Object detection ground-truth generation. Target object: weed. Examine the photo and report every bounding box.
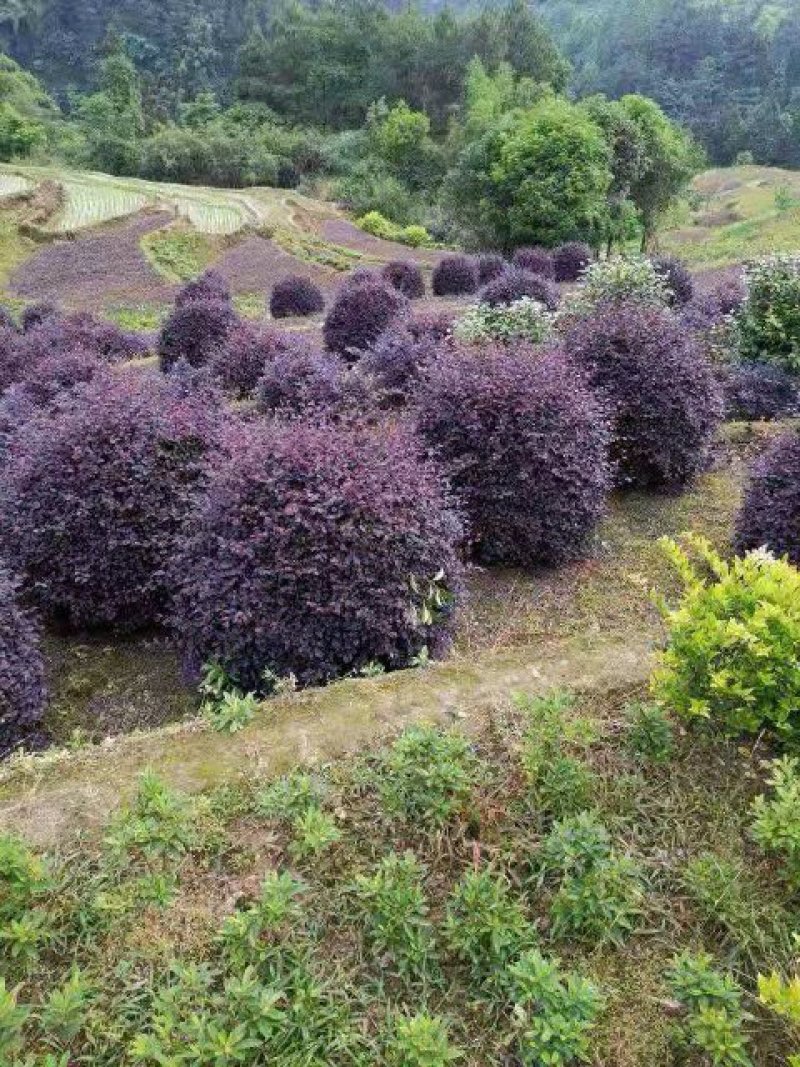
[39,968,93,1047]
[625,702,675,763]
[385,1012,461,1067]
[289,807,342,859]
[667,952,752,1066]
[206,690,260,734]
[378,726,478,828]
[0,978,29,1058]
[104,772,212,869]
[752,757,800,886]
[256,770,328,820]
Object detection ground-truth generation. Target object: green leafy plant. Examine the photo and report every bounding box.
[385,1012,462,1067]
[653,536,800,740]
[289,807,341,859]
[570,256,670,314]
[752,757,800,885]
[0,978,29,1059]
[256,771,328,820]
[0,833,48,922]
[39,968,93,1047]
[0,908,51,969]
[667,953,752,1066]
[206,690,259,734]
[452,297,555,345]
[104,772,210,868]
[378,726,478,827]
[625,702,675,764]
[357,210,433,248]
[218,871,305,972]
[737,254,800,372]
[509,950,601,1066]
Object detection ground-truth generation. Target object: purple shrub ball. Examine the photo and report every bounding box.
[480,267,560,310]
[360,324,444,407]
[431,254,479,296]
[171,419,464,690]
[0,374,221,631]
[159,298,239,372]
[720,363,798,422]
[344,267,382,288]
[19,347,105,408]
[0,325,31,392]
[270,274,325,318]
[381,260,425,299]
[21,302,60,333]
[562,300,721,489]
[554,242,592,283]
[735,429,800,564]
[323,279,408,362]
[408,309,456,343]
[683,270,747,333]
[256,341,351,418]
[18,312,148,366]
[651,255,694,306]
[476,253,507,285]
[175,269,231,308]
[211,322,299,399]
[0,565,46,757]
[512,246,555,279]
[415,344,611,566]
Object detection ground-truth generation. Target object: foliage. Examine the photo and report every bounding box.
[562,298,721,488]
[453,298,555,346]
[270,275,325,319]
[570,256,670,312]
[431,255,479,297]
[476,253,507,284]
[290,807,341,860]
[416,345,609,565]
[175,269,231,308]
[0,566,45,757]
[171,419,464,691]
[211,322,301,399]
[653,535,800,740]
[17,311,148,366]
[751,757,800,887]
[478,267,559,310]
[381,261,425,299]
[735,429,800,565]
[625,702,674,764]
[553,242,592,282]
[378,726,477,828]
[323,279,408,361]
[0,373,219,632]
[158,298,239,371]
[517,690,597,818]
[256,340,354,418]
[384,1012,461,1067]
[512,246,555,278]
[359,325,442,408]
[737,255,800,372]
[666,952,752,1067]
[651,255,694,306]
[720,363,798,422]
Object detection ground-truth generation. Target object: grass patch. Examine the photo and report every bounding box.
[141,224,223,282]
[106,303,167,332]
[272,225,363,271]
[233,291,266,319]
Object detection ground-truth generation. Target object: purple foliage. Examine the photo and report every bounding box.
[0,374,221,631]
[562,300,721,489]
[719,362,798,421]
[360,324,444,407]
[651,255,694,306]
[19,347,105,408]
[0,565,46,758]
[159,299,239,371]
[735,429,800,564]
[479,267,560,310]
[684,270,747,333]
[476,253,507,285]
[323,280,408,361]
[512,246,555,279]
[210,322,299,398]
[344,267,382,288]
[175,269,231,308]
[381,260,425,299]
[171,419,464,690]
[408,309,456,343]
[431,254,479,296]
[256,341,352,417]
[554,242,592,283]
[18,312,148,366]
[270,274,325,318]
[0,307,16,333]
[0,326,31,392]
[21,302,59,333]
[415,344,611,566]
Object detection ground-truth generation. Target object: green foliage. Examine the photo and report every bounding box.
[256,771,328,821]
[357,210,432,248]
[509,950,602,1066]
[452,298,555,346]
[444,866,537,990]
[653,536,800,739]
[367,99,443,192]
[737,254,800,372]
[569,255,670,313]
[289,807,341,860]
[0,832,48,921]
[0,101,45,160]
[352,851,435,983]
[0,978,29,1058]
[104,772,209,867]
[385,1012,461,1067]
[378,726,478,828]
[751,757,800,886]
[758,968,800,1025]
[142,226,217,282]
[39,968,93,1046]
[625,702,675,764]
[198,660,261,734]
[667,952,752,1066]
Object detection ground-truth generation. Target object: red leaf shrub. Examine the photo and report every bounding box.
[159,299,240,371]
[210,322,298,398]
[256,341,356,417]
[18,347,105,408]
[0,306,16,333]
[735,429,800,564]
[270,274,325,318]
[381,260,425,299]
[479,268,560,310]
[0,326,31,392]
[476,253,507,285]
[719,362,798,421]
[323,280,408,361]
[0,565,46,757]
[554,242,592,283]
[175,269,231,308]
[651,255,694,306]
[171,419,464,689]
[18,312,148,366]
[562,300,721,488]
[683,271,746,333]
[0,374,221,631]
[512,246,555,278]
[21,302,59,332]
[432,254,479,296]
[408,309,456,342]
[360,324,444,407]
[415,344,610,565]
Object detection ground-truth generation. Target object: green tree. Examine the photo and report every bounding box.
[73,47,144,174]
[367,98,443,191]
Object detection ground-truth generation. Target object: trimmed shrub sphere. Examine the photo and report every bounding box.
[652,255,694,306]
[171,420,464,690]
[554,242,592,283]
[480,267,560,310]
[0,325,31,392]
[512,246,555,279]
[18,347,105,409]
[0,565,46,757]
[735,430,800,564]
[563,300,721,488]
[415,345,611,566]
[270,274,325,318]
[175,269,231,308]
[159,299,239,371]
[381,260,425,299]
[0,374,220,631]
[210,322,298,398]
[256,342,352,418]
[21,302,59,332]
[323,280,408,361]
[408,309,455,342]
[360,324,444,407]
[18,312,148,366]
[720,363,798,421]
[432,255,479,296]
[476,253,507,285]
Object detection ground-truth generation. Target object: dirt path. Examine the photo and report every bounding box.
[0,632,653,848]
